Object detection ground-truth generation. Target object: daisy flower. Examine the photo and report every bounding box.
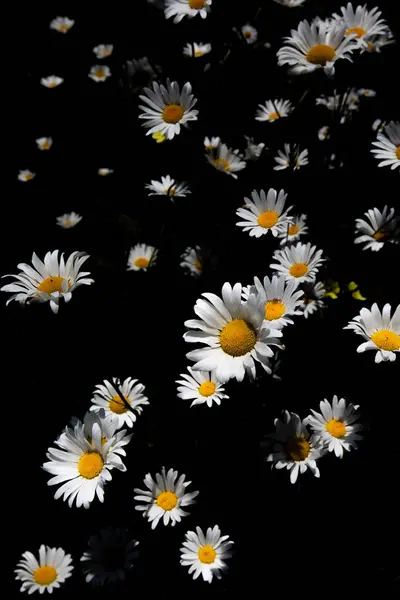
[318,125,330,141]
[274,0,307,6]
[81,528,139,586]
[306,396,362,458]
[180,246,203,276]
[270,242,325,287]
[145,174,190,198]
[127,244,158,271]
[244,136,265,161]
[36,137,53,150]
[255,99,293,122]
[273,144,309,170]
[241,25,258,44]
[1,250,94,314]
[236,188,293,238]
[371,121,400,170]
[301,281,325,318]
[56,212,82,229]
[266,410,325,484]
[333,3,388,48]
[277,19,358,76]
[134,467,199,529]
[204,136,220,150]
[344,303,400,363]
[278,213,308,245]
[98,168,113,176]
[243,275,304,329]
[355,206,397,251]
[365,28,395,53]
[89,65,111,82]
[176,367,228,407]
[139,79,198,140]
[93,44,114,59]
[74,409,133,456]
[165,0,212,24]
[41,75,63,88]
[183,42,212,57]
[15,545,73,595]
[184,282,283,382]
[50,16,74,33]
[358,88,376,97]
[18,169,35,182]
[180,525,233,583]
[90,377,149,429]
[372,119,385,132]
[205,142,246,178]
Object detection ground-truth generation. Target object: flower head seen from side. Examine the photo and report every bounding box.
[278,213,308,245]
[165,0,212,24]
[181,246,203,276]
[1,250,94,313]
[18,169,35,182]
[355,206,397,251]
[15,545,73,595]
[127,244,158,272]
[372,119,385,133]
[56,212,82,229]
[236,188,293,238]
[270,242,325,287]
[41,75,64,88]
[255,99,293,122]
[204,136,220,150]
[90,377,149,429]
[89,65,111,82]
[241,25,258,44]
[243,275,304,329]
[358,88,376,97]
[244,136,265,161]
[176,367,228,407]
[81,528,139,586]
[301,281,325,318]
[274,144,308,170]
[180,525,233,583]
[344,303,400,363]
[318,125,330,141]
[50,16,74,33]
[371,121,400,170]
[134,467,199,529]
[98,168,113,176]
[205,142,246,179]
[274,0,307,6]
[266,410,325,484]
[306,396,362,458]
[139,79,198,140]
[184,282,283,382]
[183,42,212,57]
[36,137,53,150]
[93,44,114,59]
[333,3,388,48]
[145,175,190,198]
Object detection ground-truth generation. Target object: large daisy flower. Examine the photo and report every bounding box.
[139,79,198,140]
[1,250,94,313]
[278,213,308,245]
[56,212,82,229]
[176,367,228,407]
[344,303,400,363]
[180,525,233,583]
[301,281,326,318]
[255,99,293,122]
[36,137,53,150]
[134,467,199,529]
[41,75,63,88]
[270,242,325,286]
[205,142,246,178]
[274,144,309,170]
[50,16,74,33]
[371,121,400,171]
[145,174,190,198]
[355,206,397,251]
[236,188,293,238]
[180,246,203,277]
[332,3,388,48]
[184,282,283,382]
[18,169,35,182]
[306,396,362,458]
[165,0,212,24]
[183,42,212,57]
[93,44,114,59]
[243,275,304,329]
[90,377,149,429]
[15,545,73,595]
[127,244,158,271]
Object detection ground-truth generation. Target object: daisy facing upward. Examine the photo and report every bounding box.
[15,545,73,595]
[270,242,325,286]
[235,188,293,238]
[176,367,228,407]
[180,525,233,583]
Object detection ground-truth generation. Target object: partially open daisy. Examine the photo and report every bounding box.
[127,244,158,272]
[180,525,233,583]
[301,281,325,318]
[371,121,400,171]
[98,168,113,176]
[41,75,63,88]
[318,125,330,141]
[139,79,198,140]
[90,377,149,429]
[75,409,133,456]
[243,275,304,329]
[204,136,220,150]
[36,137,53,150]
[236,188,293,238]
[333,3,388,48]
[18,169,35,182]
[344,303,400,363]
[56,212,82,229]
[176,367,228,407]
[183,42,212,57]
[241,25,258,44]
[278,213,308,245]
[93,44,114,59]
[270,242,325,287]
[355,206,397,252]
[145,174,190,198]
[134,467,199,529]
[244,136,265,161]
[266,410,325,484]
[184,282,283,382]
[274,0,306,6]
[165,0,212,24]
[15,545,73,595]
[274,144,309,171]
[1,250,94,313]
[205,142,246,179]
[181,246,203,276]
[50,16,74,33]
[277,19,358,75]
[89,65,111,82]
[255,98,293,122]
[306,396,362,458]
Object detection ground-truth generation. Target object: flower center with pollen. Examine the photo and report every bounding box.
[194,259,203,271]
[265,300,286,320]
[95,69,105,78]
[286,436,311,461]
[156,491,178,511]
[38,276,67,294]
[162,104,184,124]
[194,50,204,56]
[306,44,336,65]
[42,140,50,149]
[78,452,104,479]
[346,27,366,38]
[396,146,400,160]
[214,158,230,171]
[220,319,257,356]
[199,381,216,397]
[371,330,400,351]
[326,419,346,438]
[189,0,206,8]
[33,566,57,586]
[198,545,216,564]
[109,395,129,414]
[289,263,308,278]
[244,30,252,38]
[258,211,279,229]
[373,230,386,241]
[288,224,300,236]
[134,257,149,268]
[269,111,280,120]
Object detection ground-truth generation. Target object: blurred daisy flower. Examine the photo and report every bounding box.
[206,142,246,178]
[98,168,114,176]
[56,212,82,229]
[372,119,385,132]
[165,0,212,24]
[90,377,149,429]
[274,144,308,170]
[270,242,325,287]
[358,88,376,97]
[255,99,293,122]
[236,188,293,238]
[180,246,203,276]
[345,303,400,363]
[15,545,73,595]
[355,206,397,251]
[243,275,304,329]
[18,169,35,182]
[145,174,190,198]
[274,0,307,6]
[371,121,400,170]
[204,136,220,150]
[93,44,114,59]
[318,125,330,141]
[89,65,111,82]
[176,367,228,407]
[244,136,265,161]
[332,3,387,48]
[152,131,166,143]
[183,42,211,57]
[36,137,53,150]
[41,75,63,88]
[122,57,157,95]
[365,28,395,53]
[180,525,233,583]
[50,16,74,33]
[301,281,326,318]
[127,244,158,271]
[278,213,308,245]
[241,25,258,44]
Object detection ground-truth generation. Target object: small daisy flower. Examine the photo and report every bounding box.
[255,99,293,122]
[241,25,258,44]
[318,125,330,141]
[301,281,326,318]
[36,137,53,150]
[89,65,111,82]
[344,303,400,363]
[333,3,388,48]
[15,545,73,594]
[274,144,309,170]
[50,16,74,33]
[176,367,228,407]
[306,396,362,458]
[371,121,400,171]
[165,0,212,24]
[355,206,397,251]
[145,174,190,198]
[90,377,149,429]
[243,275,304,329]
[358,88,376,97]
[180,525,233,583]
[56,212,82,229]
[98,168,113,176]
[205,142,246,178]
[236,188,293,238]
[81,529,139,586]
[18,169,35,182]
[278,213,308,245]
[183,42,211,57]
[93,44,114,59]
[244,136,265,161]
[181,246,203,276]
[274,0,306,6]
[41,75,63,88]
[127,244,158,271]
[204,136,220,150]
[134,467,199,529]
[270,242,325,287]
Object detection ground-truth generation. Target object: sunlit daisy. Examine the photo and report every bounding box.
[243,275,304,329]
[306,396,362,458]
[274,0,307,6]
[145,175,190,198]
[371,121,400,170]
[93,44,114,59]
[274,144,309,170]
[41,75,63,88]
[180,525,233,583]
[90,377,149,429]
[301,281,325,318]
[127,244,158,271]
[205,142,246,179]
[180,246,203,276]
[236,188,293,238]
[355,206,397,251]
[358,88,376,97]
[333,3,387,47]
[18,169,35,182]
[241,25,258,44]
[244,136,265,161]
[36,137,53,150]
[176,367,228,407]
[318,125,330,141]
[98,168,113,176]
[183,42,212,57]
[50,16,75,33]
[278,213,308,245]
[89,65,111,82]
[184,282,283,382]
[165,0,212,24]
[1,250,94,313]
[204,136,220,150]
[56,212,82,229]
[270,242,325,287]
[344,303,400,363]
[15,545,73,595]
[255,99,293,122]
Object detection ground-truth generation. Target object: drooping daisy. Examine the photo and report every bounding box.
[81,528,139,586]
[355,206,397,251]
[139,79,198,140]
[56,212,82,229]
[344,303,400,363]
[255,99,293,122]
[180,246,203,276]
[205,142,246,179]
[241,25,258,44]
[36,137,53,150]
[127,244,158,271]
[18,169,35,182]
[274,0,306,6]
[204,136,220,150]
[306,396,362,458]
[236,188,293,238]
[134,467,199,529]
[41,75,63,88]
[98,168,113,176]
[318,125,330,141]
[277,19,358,76]
[93,44,114,59]
[1,250,94,313]
[184,282,283,382]
[371,121,400,171]
[244,136,265,161]
[15,545,73,595]
[301,281,325,318]
[278,213,308,245]
[333,3,388,48]
[176,367,228,407]
[273,144,309,170]
[165,0,212,24]
[90,377,149,429]
[180,525,233,583]
[50,16,74,33]
[266,410,325,484]
[358,88,376,97]
[183,42,212,57]
[270,242,325,287]
[89,65,111,82]
[243,275,304,329]
[145,175,190,198]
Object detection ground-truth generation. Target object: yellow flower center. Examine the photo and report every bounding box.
[33,566,57,586]
[219,319,256,357]
[371,330,400,351]
[168,187,176,197]
[346,27,366,38]
[189,0,206,8]
[214,157,230,171]
[134,257,149,268]
[24,173,34,180]
[194,259,203,271]
[286,436,311,461]
[78,452,104,479]
[41,140,50,149]
[396,146,400,160]
[326,419,346,438]
[37,276,68,294]
[95,69,105,78]
[269,111,280,120]
[257,211,279,229]
[199,381,216,397]
[59,24,69,32]
[244,30,252,38]
[64,219,71,226]
[49,82,57,88]
[265,300,286,320]
[373,230,386,241]
[156,491,178,511]
[198,545,216,564]
[306,44,336,65]
[289,263,308,278]
[162,104,184,124]
[304,298,313,305]
[194,49,204,56]
[288,224,300,236]
[109,395,129,414]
